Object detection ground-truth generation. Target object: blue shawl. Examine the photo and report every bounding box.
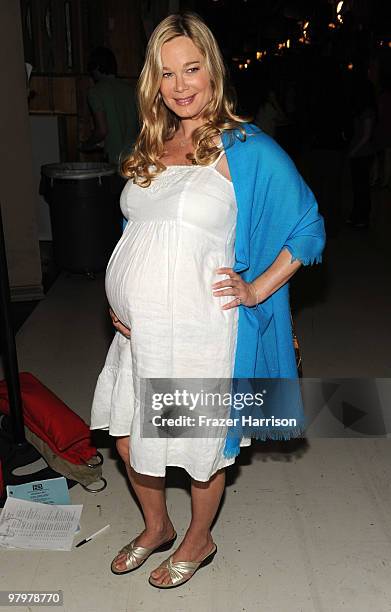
[221,123,326,458]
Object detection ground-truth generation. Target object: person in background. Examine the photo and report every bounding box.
[307,57,349,237]
[346,72,377,228]
[80,47,139,166]
[372,72,391,189]
[254,77,288,139]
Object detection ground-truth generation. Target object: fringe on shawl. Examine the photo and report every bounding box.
[223,425,307,459]
[284,244,323,266]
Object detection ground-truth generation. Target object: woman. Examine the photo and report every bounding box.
[90,12,325,589]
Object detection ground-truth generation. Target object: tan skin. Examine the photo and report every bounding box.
[110,36,301,585]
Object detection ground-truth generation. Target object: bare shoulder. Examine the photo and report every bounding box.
[214,154,232,182]
[212,135,232,182]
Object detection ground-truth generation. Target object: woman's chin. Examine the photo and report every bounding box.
[173,107,206,121]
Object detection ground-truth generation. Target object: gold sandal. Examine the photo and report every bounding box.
[148,543,217,588]
[111,531,177,575]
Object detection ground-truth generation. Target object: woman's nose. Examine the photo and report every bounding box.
[174,75,188,92]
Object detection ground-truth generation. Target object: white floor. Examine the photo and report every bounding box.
[1,220,391,611]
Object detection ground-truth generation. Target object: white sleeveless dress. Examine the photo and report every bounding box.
[90,151,248,481]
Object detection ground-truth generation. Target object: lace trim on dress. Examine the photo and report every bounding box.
[147,165,197,195]
[146,147,227,195]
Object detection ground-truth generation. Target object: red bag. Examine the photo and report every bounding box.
[0,372,96,463]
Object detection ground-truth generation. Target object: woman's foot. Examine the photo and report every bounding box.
[149,531,215,586]
[112,522,176,572]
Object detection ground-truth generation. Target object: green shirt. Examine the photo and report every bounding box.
[87,76,138,164]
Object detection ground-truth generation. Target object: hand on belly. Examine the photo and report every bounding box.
[109,307,131,338]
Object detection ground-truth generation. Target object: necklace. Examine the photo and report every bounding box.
[176,134,197,163]
[162,135,197,164]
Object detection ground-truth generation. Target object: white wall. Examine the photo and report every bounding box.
[0,1,43,301]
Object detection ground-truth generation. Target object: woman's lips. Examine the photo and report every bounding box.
[174,95,196,106]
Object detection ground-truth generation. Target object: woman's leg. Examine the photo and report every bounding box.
[113,436,175,571]
[149,467,225,586]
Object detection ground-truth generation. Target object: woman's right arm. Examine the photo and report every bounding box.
[109,307,131,338]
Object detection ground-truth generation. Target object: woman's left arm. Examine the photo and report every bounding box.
[212,249,301,310]
[213,131,325,309]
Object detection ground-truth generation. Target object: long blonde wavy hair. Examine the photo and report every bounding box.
[120,12,248,187]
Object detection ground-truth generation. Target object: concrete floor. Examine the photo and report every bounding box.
[0,191,391,611]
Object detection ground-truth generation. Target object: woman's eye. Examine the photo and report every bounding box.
[162,72,172,78]
[187,67,199,73]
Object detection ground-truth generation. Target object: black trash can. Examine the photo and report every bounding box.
[40,163,124,275]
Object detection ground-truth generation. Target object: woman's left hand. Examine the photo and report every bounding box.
[212,267,259,310]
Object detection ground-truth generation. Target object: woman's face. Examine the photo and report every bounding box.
[159,36,213,120]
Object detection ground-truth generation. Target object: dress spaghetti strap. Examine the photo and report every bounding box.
[210,148,226,168]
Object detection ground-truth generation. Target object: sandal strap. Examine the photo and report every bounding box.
[117,539,153,570]
[166,557,199,584]
[115,532,177,571]
[157,545,216,585]
[120,540,154,556]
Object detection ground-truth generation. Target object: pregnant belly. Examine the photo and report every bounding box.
[105,233,173,329]
[105,222,235,329]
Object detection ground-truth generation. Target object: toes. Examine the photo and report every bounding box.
[151,568,171,585]
[150,568,164,579]
[113,554,127,571]
[115,563,126,571]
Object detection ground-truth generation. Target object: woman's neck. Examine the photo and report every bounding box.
[176,117,205,140]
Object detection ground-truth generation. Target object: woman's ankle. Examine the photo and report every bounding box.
[144,519,174,535]
[183,526,212,544]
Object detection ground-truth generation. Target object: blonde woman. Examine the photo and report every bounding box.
[90,12,325,589]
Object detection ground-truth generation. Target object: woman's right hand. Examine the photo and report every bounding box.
[109,307,131,339]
